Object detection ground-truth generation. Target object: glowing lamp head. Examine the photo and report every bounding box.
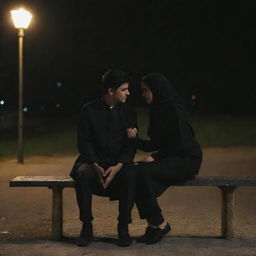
[11,8,32,29]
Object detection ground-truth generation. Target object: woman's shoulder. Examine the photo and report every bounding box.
[156,101,177,116]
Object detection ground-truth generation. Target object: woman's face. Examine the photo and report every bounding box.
[141,82,153,104]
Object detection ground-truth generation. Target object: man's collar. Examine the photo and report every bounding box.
[100,96,121,110]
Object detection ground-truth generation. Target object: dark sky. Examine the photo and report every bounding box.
[0,0,255,114]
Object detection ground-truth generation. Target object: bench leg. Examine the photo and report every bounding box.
[218,186,236,239]
[51,186,63,240]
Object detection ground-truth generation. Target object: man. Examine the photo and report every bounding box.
[70,69,137,247]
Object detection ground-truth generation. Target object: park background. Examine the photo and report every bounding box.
[0,0,256,158]
[1,1,256,255]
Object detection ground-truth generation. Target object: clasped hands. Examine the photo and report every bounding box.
[93,162,123,189]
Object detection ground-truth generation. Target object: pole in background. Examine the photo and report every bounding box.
[11,8,32,163]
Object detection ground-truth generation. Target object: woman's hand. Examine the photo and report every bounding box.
[142,155,155,162]
[127,128,137,138]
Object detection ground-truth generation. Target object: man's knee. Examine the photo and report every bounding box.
[76,163,96,181]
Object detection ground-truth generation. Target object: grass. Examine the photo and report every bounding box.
[191,115,256,147]
[0,109,256,159]
[137,108,256,147]
[0,117,77,159]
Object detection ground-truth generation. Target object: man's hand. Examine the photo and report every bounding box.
[93,162,105,186]
[103,163,123,189]
[142,155,155,163]
[127,128,137,138]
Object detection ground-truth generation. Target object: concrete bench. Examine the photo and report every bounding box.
[9,176,256,240]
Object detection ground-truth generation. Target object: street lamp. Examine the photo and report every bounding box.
[11,8,32,163]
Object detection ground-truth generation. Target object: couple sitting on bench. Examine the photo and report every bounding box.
[70,69,202,247]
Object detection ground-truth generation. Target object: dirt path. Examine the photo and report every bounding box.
[1,147,256,255]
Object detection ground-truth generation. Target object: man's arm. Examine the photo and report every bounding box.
[103,105,136,189]
[77,107,99,163]
[93,162,105,186]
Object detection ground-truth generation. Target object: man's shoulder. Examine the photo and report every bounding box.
[81,99,102,111]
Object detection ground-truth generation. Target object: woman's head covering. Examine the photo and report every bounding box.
[142,73,180,105]
[142,72,189,120]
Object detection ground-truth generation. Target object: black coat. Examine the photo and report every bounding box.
[135,73,202,197]
[70,98,137,179]
[137,100,202,160]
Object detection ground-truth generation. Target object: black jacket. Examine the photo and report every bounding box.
[70,98,137,178]
[137,72,202,160]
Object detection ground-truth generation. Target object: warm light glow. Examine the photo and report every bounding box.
[11,8,32,29]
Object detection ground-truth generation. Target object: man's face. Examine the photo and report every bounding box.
[112,83,130,103]
[141,82,153,104]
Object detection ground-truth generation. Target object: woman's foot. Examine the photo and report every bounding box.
[146,222,171,244]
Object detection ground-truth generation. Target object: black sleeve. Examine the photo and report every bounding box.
[118,105,137,163]
[118,138,136,163]
[151,107,180,159]
[77,107,99,163]
[135,137,158,152]
[138,105,179,155]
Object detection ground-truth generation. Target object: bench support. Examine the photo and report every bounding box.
[218,186,236,239]
[50,186,63,240]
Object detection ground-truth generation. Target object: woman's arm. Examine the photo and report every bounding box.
[127,128,158,152]
[136,137,158,152]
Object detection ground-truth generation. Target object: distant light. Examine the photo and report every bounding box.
[11,8,32,29]
[23,107,28,112]
[0,100,5,105]
[192,95,197,100]
[56,104,60,108]
[56,82,62,87]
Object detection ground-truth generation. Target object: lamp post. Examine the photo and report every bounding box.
[11,8,32,163]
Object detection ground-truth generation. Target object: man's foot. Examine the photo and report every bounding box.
[146,223,171,244]
[117,223,133,247]
[77,223,93,247]
[136,226,154,243]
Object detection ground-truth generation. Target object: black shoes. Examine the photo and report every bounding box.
[77,223,93,247]
[146,223,171,244]
[77,222,132,247]
[117,223,133,247]
[136,226,154,243]
[137,223,171,244]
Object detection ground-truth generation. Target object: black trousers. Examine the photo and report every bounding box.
[73,162,136,224]
[135,156,202,226]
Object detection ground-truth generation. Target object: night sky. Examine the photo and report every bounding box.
[0,0,255,115]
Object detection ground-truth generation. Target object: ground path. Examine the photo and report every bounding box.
[1,147,256,255]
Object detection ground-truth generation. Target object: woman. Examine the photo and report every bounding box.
[127,73,202,244]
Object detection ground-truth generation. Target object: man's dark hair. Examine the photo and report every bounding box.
[101,69,130,93]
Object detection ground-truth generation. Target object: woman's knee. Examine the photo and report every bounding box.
[121,166,137,184]
[136,164,151,178]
